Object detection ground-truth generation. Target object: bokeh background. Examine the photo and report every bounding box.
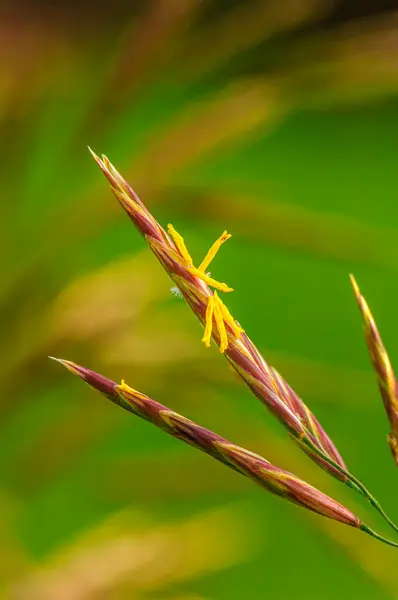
[2,0,398,598]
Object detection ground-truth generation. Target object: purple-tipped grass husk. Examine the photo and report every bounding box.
[87,150,398,535]
[51,357,398,548]
[351,275,398,467]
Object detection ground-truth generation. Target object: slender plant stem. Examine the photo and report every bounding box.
[300,435,398,536]
[360,523,398,548]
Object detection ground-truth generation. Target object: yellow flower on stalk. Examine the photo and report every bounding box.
[167,224,244,353]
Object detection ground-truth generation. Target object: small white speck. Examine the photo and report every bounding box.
[170,286,183,298]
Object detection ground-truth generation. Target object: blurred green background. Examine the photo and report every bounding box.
[2,1,398,598]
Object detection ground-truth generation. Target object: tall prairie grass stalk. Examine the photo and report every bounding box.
[51,357,398,548]
[351,275,398,466]
[82,149,398,536]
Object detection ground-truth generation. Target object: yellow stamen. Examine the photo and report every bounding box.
[202,295,215,347]
[119,379,141,396]
[167,224,193,265]
[201,292,244,354]
[198,230,231,272]
[118,380,147,405]
[214,292,229,353]
[167,224,240,353]
[167,224,233,292]
[188,267,233,293]
[217,297,244,338]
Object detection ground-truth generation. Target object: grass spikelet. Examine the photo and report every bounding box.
[51,357,398,548]
[350,274,398,466]
[88,151,398,535]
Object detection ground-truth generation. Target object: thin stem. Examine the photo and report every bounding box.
[360,523,398,548]
[301,435,398,536]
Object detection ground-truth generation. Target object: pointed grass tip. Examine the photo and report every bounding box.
[349,273,372,320]
[48,356,83,377]
[349,273,360,298]
[49,356,119,400]
[349,273,374,325]
[87,146,105,168]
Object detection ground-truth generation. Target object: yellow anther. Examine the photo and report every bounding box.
[188,267,233,293]
[167,224,193,265]
[118,380,147,405]
[217,297,245,338]
[120,379,132,392]
[167,224,233,292]
[198,230,231,272]
[202,295,215,348]
[213,293,229,353]
[201,291,243,354]
[167,224,240,353]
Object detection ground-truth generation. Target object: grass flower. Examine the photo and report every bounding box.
[88,149,398,535]
[351,275,398,466]
[51,357,398,548]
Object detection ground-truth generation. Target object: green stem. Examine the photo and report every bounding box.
[301,435,398,536]
[360,523,398,548]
